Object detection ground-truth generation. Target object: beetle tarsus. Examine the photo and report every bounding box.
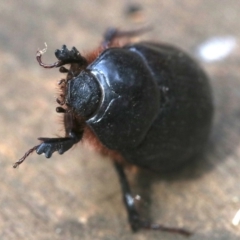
[13,145,40,168]
[114,162,191,236]
[130,217,192,236]
[140,221,192,236]
[36,48,60,69]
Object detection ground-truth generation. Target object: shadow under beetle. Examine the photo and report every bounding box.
[14,28,213,236]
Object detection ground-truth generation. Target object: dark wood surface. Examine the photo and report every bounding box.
[1,1,240,239]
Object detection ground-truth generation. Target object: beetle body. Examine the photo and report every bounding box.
[68,42,213,171]
[15,29,213,235]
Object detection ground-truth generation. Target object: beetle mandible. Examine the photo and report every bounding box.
[14,28,213,236]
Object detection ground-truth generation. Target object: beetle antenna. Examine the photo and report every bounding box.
[13,145,40,168]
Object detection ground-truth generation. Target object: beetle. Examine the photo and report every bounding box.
[14,28,213,236]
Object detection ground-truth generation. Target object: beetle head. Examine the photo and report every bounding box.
[66,71,102,119]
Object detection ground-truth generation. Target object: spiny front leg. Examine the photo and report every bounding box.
[37,131,82,158]
[36,45,88,68]
[54,45,88,66]
[13,131,82,168]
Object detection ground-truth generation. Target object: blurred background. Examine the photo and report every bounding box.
[1,0,240,239]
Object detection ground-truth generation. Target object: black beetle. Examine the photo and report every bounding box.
[14,28,213,236]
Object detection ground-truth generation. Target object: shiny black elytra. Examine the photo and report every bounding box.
[14,28,213,236]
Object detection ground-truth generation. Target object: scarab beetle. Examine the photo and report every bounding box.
[14,28,213,236]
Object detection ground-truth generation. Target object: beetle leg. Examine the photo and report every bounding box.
[37,131,82,158]
[102,28,118,48]
[114,162,142,231]
[13,131,82,168]
[102,27,151,49]
[54,45,88,66]
[114,162,191,236]
[36,45,88,68]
